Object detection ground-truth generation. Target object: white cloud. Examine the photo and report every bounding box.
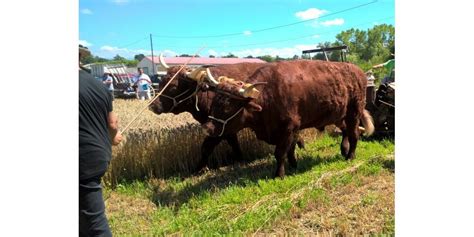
[161,50,177,57]
[81,8,93,15]
[312,34,320,38]
[100,45,127,52]
[243,30,252,36]
[295,8,327,20]
[79,40,92,47]
[111,0,129,5]
[95,45,178,59]
[320,18,345,27]
[228,44,316,58]
[208,49,218,56]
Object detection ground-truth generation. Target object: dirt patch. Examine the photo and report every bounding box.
[258,171,395,236]
[105,193,157,235]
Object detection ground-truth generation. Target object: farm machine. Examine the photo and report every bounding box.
[89,63,156,99]
[302,45,395,137]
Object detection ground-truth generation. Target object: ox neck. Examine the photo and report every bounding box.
[186,90,212,123]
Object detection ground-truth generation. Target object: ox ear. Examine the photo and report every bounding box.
[246,101,263,112]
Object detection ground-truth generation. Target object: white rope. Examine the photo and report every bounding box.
[120,46,206,134]
[208,107,244,137]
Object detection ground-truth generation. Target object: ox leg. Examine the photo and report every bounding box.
[274,130,296,178]
[340,129,350,158]
[287,141,297,169]
[224,133,243,162]
[345,114,361,160]
[336,121,350,158]
[199,136,224,171]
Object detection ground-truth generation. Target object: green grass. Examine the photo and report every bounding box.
[105,134,395,236]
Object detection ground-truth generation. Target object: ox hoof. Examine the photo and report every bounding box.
[345,153,355,161]
[274,169,285,179]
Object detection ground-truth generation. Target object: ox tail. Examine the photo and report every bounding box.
[360,109,375,136]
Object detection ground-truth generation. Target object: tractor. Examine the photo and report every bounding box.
[302,45,395,137]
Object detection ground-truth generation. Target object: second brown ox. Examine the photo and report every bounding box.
[202,60,375,178]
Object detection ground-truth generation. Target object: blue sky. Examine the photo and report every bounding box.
[79,0,394,59]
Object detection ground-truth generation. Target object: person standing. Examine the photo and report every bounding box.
[365,70,376,104]
[102,72,114,101]
[79,45,122,237]
[373,53,395,84]
[135,67,152,100]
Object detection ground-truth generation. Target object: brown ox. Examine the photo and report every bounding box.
[202,60,374,178]
[149,58,305,171]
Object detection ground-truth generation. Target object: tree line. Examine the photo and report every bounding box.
[81,24,394,78]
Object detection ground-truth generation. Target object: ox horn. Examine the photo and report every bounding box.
[243,82,267,98]
[159,53,170,69]
[241,82,267,96]
[206,68,220,85]
[187,67,207,81]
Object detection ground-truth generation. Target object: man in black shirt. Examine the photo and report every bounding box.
[79,46,122,236]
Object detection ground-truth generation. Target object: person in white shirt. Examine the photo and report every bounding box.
[135,68,152,100]
[102,72,114,101]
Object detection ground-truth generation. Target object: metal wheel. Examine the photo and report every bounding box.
[149,84,156,98]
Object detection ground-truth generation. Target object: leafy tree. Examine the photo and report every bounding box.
[134,54,145,61]
[245,55,254,58]
[113,54,126,61]
[209,55,215,58]
[257,55,274,62]
[94,56,108,63]
[81,55,95,64]
[223,53,237,58]
[301,54,311,60]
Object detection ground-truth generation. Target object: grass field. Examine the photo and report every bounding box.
[104,131,395,236]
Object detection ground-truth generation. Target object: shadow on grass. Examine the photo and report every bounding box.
[150,152,344,209]
[382,159,395,173]
[362,133,394,142]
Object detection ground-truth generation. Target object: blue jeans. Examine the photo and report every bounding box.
[79,176,112,237]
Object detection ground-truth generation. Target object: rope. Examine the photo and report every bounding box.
[120,46,206,135]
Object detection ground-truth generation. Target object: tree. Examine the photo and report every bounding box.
[292,55,300,60]
[81,55,95,64]
[245,55,254,58]
[113,54,126,61]
[94,56,108,63]
[134,54,145,61]
[124,60,139,67]
[257,55,274,62]
[223,53,237,58]
[209,55,215,58]
[332,24,395,71]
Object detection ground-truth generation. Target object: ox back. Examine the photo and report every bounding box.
[205,59,372,178]
[248,60,367,143]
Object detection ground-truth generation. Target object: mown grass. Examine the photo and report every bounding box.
[105,134,394,236]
